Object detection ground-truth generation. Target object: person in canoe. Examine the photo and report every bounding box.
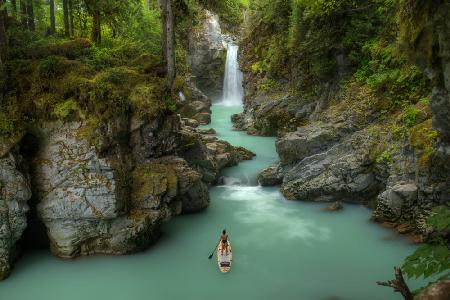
[219,229,229,255]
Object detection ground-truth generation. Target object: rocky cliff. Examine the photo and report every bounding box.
[0,8,250,280]
[0,106,252,278]
[187,10,226,96]
[177,10,228,125]
[237,2,450,240]
[0,152,31,280]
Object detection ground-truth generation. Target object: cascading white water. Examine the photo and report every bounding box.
[222,44,244,106]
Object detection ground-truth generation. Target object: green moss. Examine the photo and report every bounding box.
[256,107,306,136]
[403,105,421,128]
[94,67,141,87]
[76,116,101,148]
[131,162,178,206]
[128,83,165,119]
[376,150,392,164]
[27,38,93,59]
[53,99,84,120]
[131,53,164,74]
[410,119,439,167]
[173,75,186,93]
[38,56,67,79]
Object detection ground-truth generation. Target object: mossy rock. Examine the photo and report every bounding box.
[94,66,142,87]
[0,132,25,157]
[410,119,439,167]
[76,116,101,146]
[131,53,164,75]
[255,107,305,136]
[129,83,165,119]
[131,162,178,207]
[30,38,92,59]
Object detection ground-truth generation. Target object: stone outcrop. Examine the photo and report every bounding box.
[323,201,344,212]
[32,121,161,258]
[0,105,254,276]
[415,280,450,300]
[231,94,308,136]
[178,77,213,125]
[276,123,342,165]
[280,130,381,203]
[179,99,212,125]
[23,115,252,260]
[0,153,32,279]
[187,10,225,95]
[178,124,255,184]
[238,1,450,239]
[257,164,283,186]
[250,96,446,236]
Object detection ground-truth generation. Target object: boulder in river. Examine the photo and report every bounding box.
[323,201,344,212]
[281,130,381,203]
[258,164,283,186]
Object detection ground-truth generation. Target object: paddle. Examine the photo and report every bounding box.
[208,243,218,259]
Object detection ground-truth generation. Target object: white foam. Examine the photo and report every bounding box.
[217,185,331,244]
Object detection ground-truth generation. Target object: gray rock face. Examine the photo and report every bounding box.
[281,132,380,202]
[372,176,433,234]
[178,125,255,184]
[430,87,450,140]
[374,183,418,222]
[179,78,213,125]
[27,113,243,259]
[137,156,210,215]
[276,124,341,166]
[0,153,32,279]
[258,164,283,186]
[32,121,155,258]
[411,2,450,143]
[20,116,252,260]
[130,114,180,162]
[187,10,225,95]
[232,94,308,136]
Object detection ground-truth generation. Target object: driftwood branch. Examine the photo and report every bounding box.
[377,267,413,300]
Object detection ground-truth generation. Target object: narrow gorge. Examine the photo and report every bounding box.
[0,1,449,300]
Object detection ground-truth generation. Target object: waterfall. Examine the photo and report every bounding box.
[222,44,244,106]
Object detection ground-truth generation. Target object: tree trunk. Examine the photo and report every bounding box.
[160,0,167,61]
[11,0,17,18]
[161,0,175,92]
[62,0,69,36]
[92,6,101,44]
[68,0,74,36]
[20,0,27,28]
[0,0,7,64]
[26,0,34,31]
[377,267,414,300]
[49,0,55,35]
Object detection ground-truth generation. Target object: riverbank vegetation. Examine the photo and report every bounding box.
[0,0,246,139]
[0,0,448,296]
[241,0,449,294]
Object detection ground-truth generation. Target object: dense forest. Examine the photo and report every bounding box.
[0,0,448,299]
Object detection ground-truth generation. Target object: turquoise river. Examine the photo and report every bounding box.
[0,103,429,300]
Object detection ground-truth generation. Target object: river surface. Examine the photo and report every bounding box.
[0,103,428,300]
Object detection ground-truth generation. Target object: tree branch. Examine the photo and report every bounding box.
[377,267,414,300]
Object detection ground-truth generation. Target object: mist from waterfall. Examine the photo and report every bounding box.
[221,44,244,106]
